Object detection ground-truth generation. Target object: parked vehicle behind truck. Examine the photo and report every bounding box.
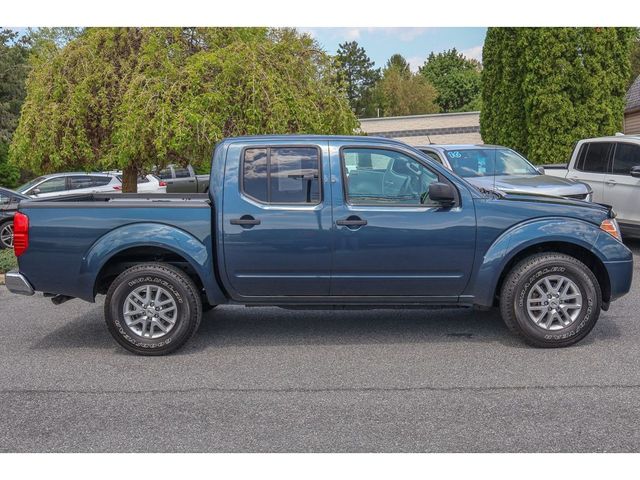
[545,135,640,237]
[418,144,593,201]
[5,135,633,355]
[0,187,28,249]
[155,164,210,193]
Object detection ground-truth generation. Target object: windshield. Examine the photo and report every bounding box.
[443,148,539,178]
[17,176,46,193]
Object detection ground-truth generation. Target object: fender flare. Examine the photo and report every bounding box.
[469,217,606,307]
[77,222,226,305]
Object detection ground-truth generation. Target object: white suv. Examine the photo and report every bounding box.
[545,134,640,237]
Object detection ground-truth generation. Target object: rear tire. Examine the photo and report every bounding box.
[500,253,601,348]
[104,263,202,355]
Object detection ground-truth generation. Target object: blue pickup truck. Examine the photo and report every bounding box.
[5,135,634,355]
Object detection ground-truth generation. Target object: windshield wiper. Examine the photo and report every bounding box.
[477,186,506,199]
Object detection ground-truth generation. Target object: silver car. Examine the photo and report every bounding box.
[418,144,593,201]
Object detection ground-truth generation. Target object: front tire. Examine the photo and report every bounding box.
[500,253,601,348]
[104,263,202,355]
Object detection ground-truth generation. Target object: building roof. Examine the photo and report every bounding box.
[626,75,640,113]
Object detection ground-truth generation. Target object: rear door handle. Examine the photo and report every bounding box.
[230,215,261,227]
[336,216,367,228]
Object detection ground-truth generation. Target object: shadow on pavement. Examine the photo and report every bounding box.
[32,299,623,355]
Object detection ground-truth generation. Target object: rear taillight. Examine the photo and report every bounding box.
[112,185,122,191]
[159,181,167,187]
[13,212,29,256]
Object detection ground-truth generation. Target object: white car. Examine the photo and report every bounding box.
[108,173,167,193]
[545,134,640,237]
[17,173,122,198]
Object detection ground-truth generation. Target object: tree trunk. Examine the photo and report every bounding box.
[122,164,138,193]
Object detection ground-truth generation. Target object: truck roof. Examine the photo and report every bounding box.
[416,144,502,150]
[217,134,414,147]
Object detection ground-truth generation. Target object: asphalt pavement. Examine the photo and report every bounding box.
[0,240,639,452]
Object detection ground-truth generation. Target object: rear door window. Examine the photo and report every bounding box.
[90,176,113,187]
[611,143,640,175]
[241,147,321,204]
[68,175,94,190]
[578,142,611,173]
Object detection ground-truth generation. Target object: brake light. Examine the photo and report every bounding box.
[13,212,29,256]
[112,185,122,191]
[159,181,167,187]
[600,218,621,241]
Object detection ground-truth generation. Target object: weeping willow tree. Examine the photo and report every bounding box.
[10,28,358,191]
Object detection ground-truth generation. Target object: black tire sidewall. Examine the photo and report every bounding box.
[512,259,599,345]
[106,267,198,354]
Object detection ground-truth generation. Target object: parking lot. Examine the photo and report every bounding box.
[0,239,637,452]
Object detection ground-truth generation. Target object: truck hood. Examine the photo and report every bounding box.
[482,190,614,223]
[466,174,590,197]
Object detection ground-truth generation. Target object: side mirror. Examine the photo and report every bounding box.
[428,182,456,205]
[30,188,41,196]
[537,166,545,175]
[630,166,640,178]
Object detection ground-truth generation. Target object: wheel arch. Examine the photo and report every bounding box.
[492,241,610,308]
[470,218,612,308]
[79,222,226,305]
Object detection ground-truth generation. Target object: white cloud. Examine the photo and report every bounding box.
[375,27,432,42]
[407,55,426,73]
[462,44,483,62]
[303,27,432,43]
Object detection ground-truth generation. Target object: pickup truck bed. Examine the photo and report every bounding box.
[6,135,633,355]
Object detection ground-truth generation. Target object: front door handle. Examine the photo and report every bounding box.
[336,216,367,228]
[605,179,617,185]
[230,215,261,228]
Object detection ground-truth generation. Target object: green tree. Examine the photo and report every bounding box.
[481,27,636,164]
[335,41,380,117]
[419,48,482,113]
[630,29,640,86]
[385,53,411,77]
[376,66,438,117]
[0,29,30,187]
[11,28,358,191]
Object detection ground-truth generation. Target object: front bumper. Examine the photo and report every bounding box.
[4,270,35,296]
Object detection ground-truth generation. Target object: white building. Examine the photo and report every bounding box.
[358,111,482,145]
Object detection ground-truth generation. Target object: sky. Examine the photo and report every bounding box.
[299,27,487,72]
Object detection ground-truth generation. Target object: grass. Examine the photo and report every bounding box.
[0,248,17,274]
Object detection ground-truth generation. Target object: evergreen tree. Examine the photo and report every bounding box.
[0,29,30,187]
[481,27,635,164]
[419,48,482,113]
[335,41,380,117]
[385,54,411,77]
[630,29,640,86]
